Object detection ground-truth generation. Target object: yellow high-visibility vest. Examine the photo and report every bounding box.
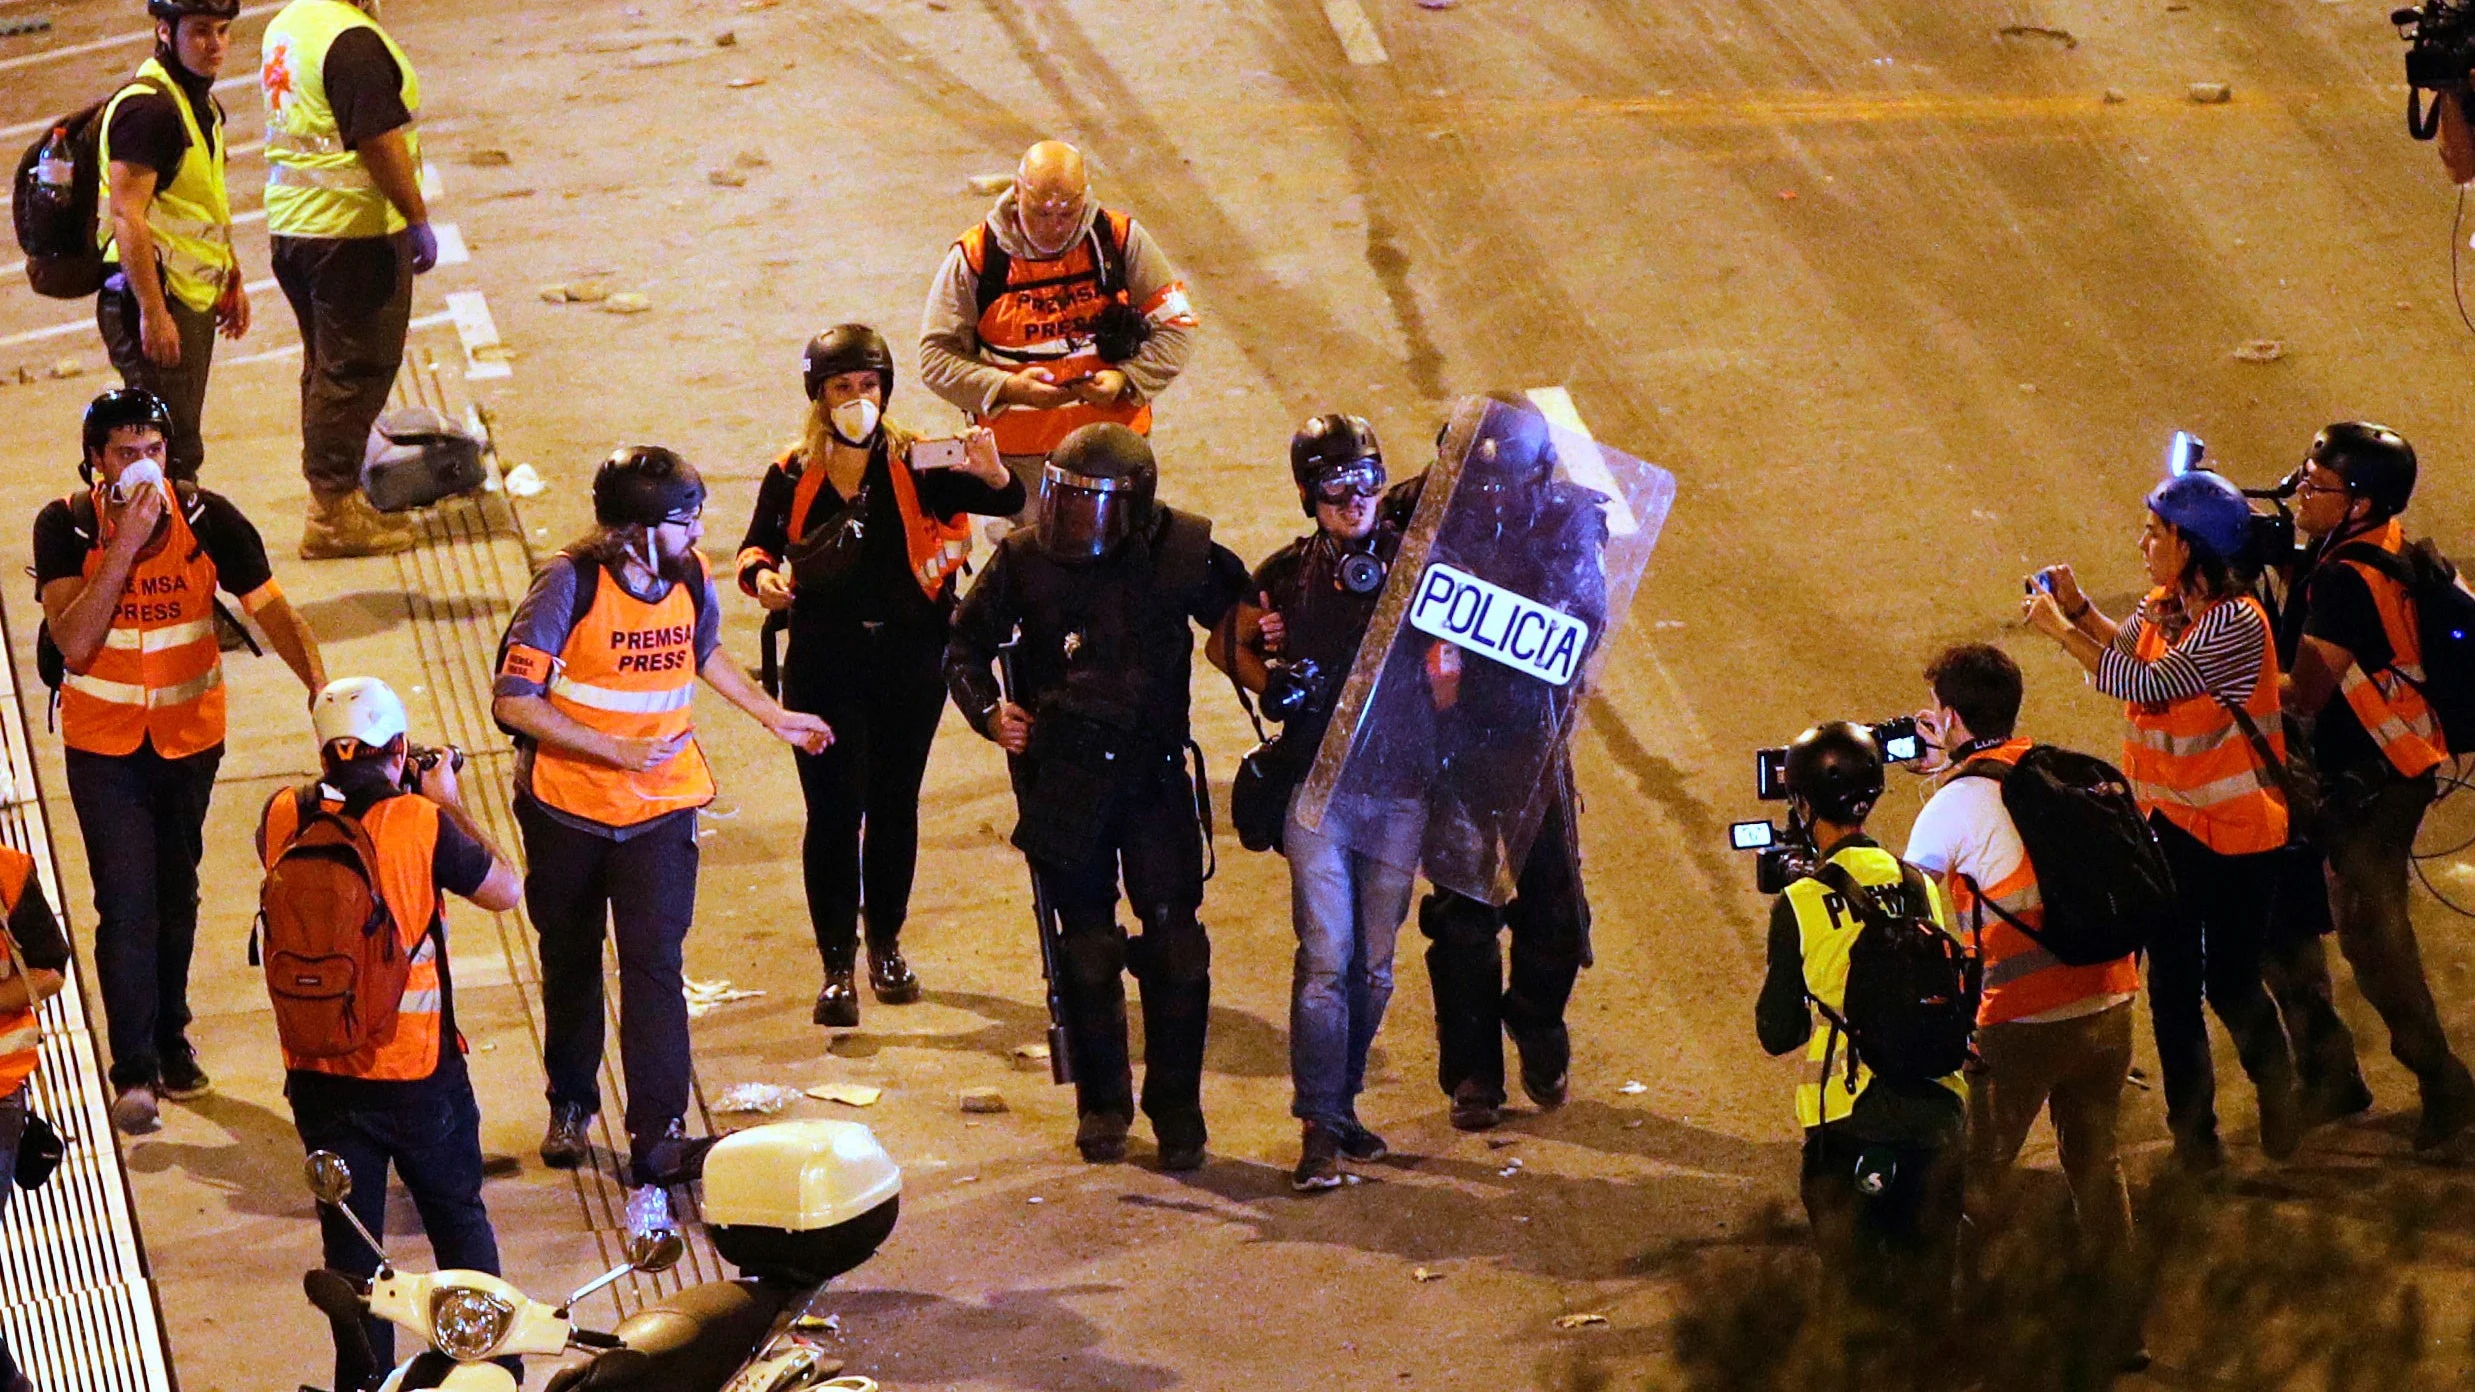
[1783,844,1968,1129]
[260,0,421,239]
[97,59,234,313]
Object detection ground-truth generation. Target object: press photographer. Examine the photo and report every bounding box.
[2394,0,2475,181]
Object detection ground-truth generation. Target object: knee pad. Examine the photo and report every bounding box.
[1133,908,1211,986]
[1054,913,1127,986]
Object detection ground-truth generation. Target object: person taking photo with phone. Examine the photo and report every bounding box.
[734,325,1022,1029]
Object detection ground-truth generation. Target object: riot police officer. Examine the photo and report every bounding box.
[944,423,1250,1168]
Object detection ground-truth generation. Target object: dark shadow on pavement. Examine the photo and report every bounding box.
[831,1284,1178,1392]
[124,1090,304,1218]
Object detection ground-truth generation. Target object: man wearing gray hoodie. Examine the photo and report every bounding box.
[919,140,1197,523]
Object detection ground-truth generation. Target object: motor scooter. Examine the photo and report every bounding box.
[298,1117,901,1392]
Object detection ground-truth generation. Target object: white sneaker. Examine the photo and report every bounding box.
[110,1084,161,1136]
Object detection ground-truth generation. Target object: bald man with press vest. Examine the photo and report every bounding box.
[920,140,1198,526]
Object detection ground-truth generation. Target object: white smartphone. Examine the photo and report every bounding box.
[911,436,969,470]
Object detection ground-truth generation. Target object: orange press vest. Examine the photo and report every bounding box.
[2121,591,2289,856]
[1949,740,2144,1027]
[0,848,45,1096]
[2331,520,2449,778]
[260,787,451,1082]
[58,487,226,759]
[771,446,972,600]
[531,557,716,827]
[960,210,1153,457]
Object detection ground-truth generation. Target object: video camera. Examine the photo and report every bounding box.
[2163,431,2303,571]
[2396,0,2475,137]
[1732,717,1924,894]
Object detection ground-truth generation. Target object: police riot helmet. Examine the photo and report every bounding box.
[147,0,241,20]
[81,387,174,461]
[2308,421,2416,520]
[1783,721,1885,825]
[2145,470,2251,563]
[802,324,895,404]
[593,445,707,528]
[1290,414,1384,517]
[1038,423,1156,564]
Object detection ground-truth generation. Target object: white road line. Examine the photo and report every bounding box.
[419,163,445,200]
[224,308,451,366]
[431,222,469,266]
[444,290,509,380]
[0,3,278,74]
[0,273,275,348]
[0,75,256,145]
[1525,386,1641,536]
[1321,0,1389,65]
[0,208,266,281]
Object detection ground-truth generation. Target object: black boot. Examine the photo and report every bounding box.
[813,966,860,1028]
[867,943,921,1004]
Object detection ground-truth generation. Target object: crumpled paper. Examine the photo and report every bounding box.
[713,1082,802,1114]
[685,977,764,1018]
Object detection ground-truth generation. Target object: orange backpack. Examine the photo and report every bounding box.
[257,787,413,1060]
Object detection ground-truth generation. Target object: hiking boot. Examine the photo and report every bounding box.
[158,1041,212,1101]
[633,1118,716,1187]
[1449,1080,1503,1133]
[1334,1117,1390,1163]
[2414,1060,2475,1151]
[540,1101,593,1169]
[1516,1042,1569,1112]
[299,490,417,560]
[2302,1074,2376,1129]
[110,1084,160,1137]
[1076,1110,1131,1164]
[866,947,921,1005]
[1292,1122,1344,1193]
[813,968,860,1028]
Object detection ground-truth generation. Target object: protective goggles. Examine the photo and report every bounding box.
[1308,460,1385,505]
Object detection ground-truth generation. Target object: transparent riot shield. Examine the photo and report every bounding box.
[1293,395,1677,905]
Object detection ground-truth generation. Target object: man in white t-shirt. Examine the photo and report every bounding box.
[1906,643,2145,1359]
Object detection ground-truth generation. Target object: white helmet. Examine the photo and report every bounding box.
[312,677,408,751]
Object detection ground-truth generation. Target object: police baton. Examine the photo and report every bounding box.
[996,626,1075,1087]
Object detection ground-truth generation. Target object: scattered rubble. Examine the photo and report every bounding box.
[602,292,653,315]
[806,1083,883,1107]
[2188,82,2233,104]
[707,168,748,187]
[685,978,762,1016]
[727,75,768,88]
[959,1087,1008,1114]
[1412,1267,1443,1282]
[1996,24,2077,47]
[465,148,514,167]
[2230,338,2286,363]
[1554,1313,1612,1330]
[48,358,85,380]
[2103,88,2128,104]
[714,1083,802,1114]
[0,17,54,36]
[1012,1044,1052,1072]
[715,29,738,46]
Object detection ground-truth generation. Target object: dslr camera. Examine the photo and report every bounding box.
[2397,0,2475,136]
[1259,658,1330,723]
[401,743,467,794]
[1731,717,1923,895]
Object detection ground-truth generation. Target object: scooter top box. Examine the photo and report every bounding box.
[703,1120,902,1285]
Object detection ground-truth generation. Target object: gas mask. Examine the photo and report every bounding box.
[828,397,881,449]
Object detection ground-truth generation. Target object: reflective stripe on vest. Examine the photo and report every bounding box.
[58,489,227,759]
[260,0,422,239]
[2120,591,2288,856]
[1949,741,2144,1026]
[1783,845,1966,1129]
[962,211,1153,456]
[0,849,41,1096]
[530,557,716,826]
[2333,520,2449,777]
[97,59,236,313]
[260,789,448,1082]
[781,443,974,601]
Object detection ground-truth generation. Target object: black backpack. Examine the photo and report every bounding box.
[1810,860,1979,1090]
[10,81,157,299]
[2326,538,2475,756]
[1956,746,2174,967]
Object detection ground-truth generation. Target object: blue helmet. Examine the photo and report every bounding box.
[2146,470,2251,563]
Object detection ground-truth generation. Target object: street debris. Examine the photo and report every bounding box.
[806,1083,884,1108]
[2230,338,2286,363]
[602,292,654,315]
[735,149,771,168]
[1026,1196,1045,1205]
[1417,0,1457,8]
[686,977,763,1016]
[1996,24,2077,47]
[502,462,547,498]
[707,168,748,187]
[48,358,85,380]
[967,173,1014,195]
[714,1083,803,1114]
[1498,1158,1525,1177]
[1012,1044,1052,1071]
[466,148,514,167]
[0,17,54,36]
[727,75,768,88]
[715,29,737,45]
[628,47,705,69]
[2103,88,2128,104]
[1413,1267,1443,1282]
[959,1087,1008,1114]
[2188,82,2233,104]
[1554,1313,1612,1330]
[1619,1080,1647,1094]
[537,280,610,304]
[789,1313,841,1337]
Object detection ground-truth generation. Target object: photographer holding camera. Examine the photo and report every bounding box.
[2274,423,2475,1149]
[259,677,521,1392]
[2025,470,2302,1168]
[1754,722,1968,1350]
[1207,414,1421,1191]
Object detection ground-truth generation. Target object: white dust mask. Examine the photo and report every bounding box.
[828,398,881,447]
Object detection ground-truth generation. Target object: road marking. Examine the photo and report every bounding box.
[1525,386,1641,537]
[0,3,278,74]
[0,273,275,348]
[431,222,469,266]
[1,76,257,146]
[1321,0,1389,65]
[224,307,451,366]
[420,163,445,200]
[444,290,510,380]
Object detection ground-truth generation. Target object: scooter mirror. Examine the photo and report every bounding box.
[626,1228,685,1275]
[304,1151,354,1206]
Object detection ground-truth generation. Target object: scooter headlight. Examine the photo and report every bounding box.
[428,1284,516,1361]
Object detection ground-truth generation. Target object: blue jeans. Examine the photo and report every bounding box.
[291,1084,506,1390]
[1286,795,1424,1126]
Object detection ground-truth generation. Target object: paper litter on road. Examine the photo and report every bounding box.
[714,1083,802,1114]
[806,1083,883,1108]
[1412,1267,1443,1282]
[1554,1313,1611,1330]
[685,977,764,1017]
[1618,1080,1647,1094]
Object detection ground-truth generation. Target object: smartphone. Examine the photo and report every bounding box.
[911,437,969,471]
[1730,819,1779,851]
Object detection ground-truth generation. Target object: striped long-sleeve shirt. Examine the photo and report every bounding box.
[2095,595,2267,707]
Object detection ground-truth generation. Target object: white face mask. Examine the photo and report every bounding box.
[828,397,881,448]
[109,459,165,502]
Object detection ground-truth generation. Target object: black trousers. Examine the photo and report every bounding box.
[1029,756,1211,1139]
[65,741,221,1090]
[516,793,698,1181]
[2147,813,2297,1152]
[1420,776,1589,1107]
[271,232,412,499]
[2321,768,2471,1104]
[783,619,950,972]
[1801,1125,1963,1373]
[97,278,217,480]
[2260,844,2371,1112]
